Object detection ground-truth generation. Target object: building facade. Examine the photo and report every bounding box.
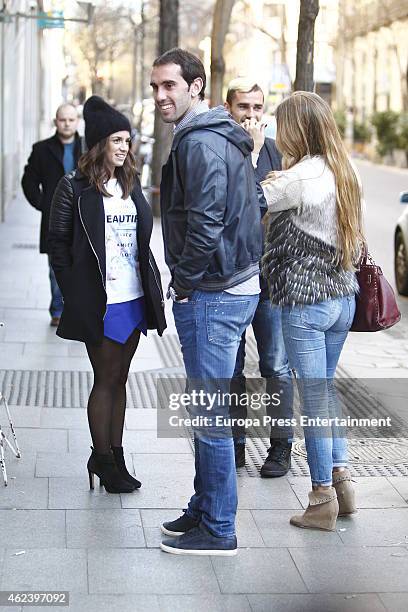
[0,0,69,222]
[0,1,41,221]
[335,0,408,119]
[220,0,339,112]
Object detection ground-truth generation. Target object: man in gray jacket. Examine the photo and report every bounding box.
[151,48,261,556]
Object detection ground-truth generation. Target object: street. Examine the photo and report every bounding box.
[356,160,408,327]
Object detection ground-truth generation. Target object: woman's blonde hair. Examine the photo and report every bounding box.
[275,91,363,269]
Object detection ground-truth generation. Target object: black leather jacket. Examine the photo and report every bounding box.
[48,170,166,344]
[160,106,263,297]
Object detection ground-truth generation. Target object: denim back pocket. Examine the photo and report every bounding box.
[206,300,251,345]
[299,300,340,331]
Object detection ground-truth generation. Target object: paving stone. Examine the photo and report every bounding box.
[3,326,63,344]
[289,546,408,593]
[40,408,88,429]
[125,409,159,428]
[13,428,68,453]
[36,452,87,477]
[1,451,36,478]
[159,594,251,612]
[0,510,65,548]
[67,343,88,357]
[252,509,343,547]
[248,594,386,612]
[289,476,408,509]
[67,429,92,453]
[48,477,122,510]
[66,509,145,548]
[47,594,161,612]
[0,549,87,592]
[121,454,194,509]
[129,357,166,373]
[0,342,24,356]
[0,355,92,371]
[379,593,408,612]
[88,548,219,594]
[118,430,191,454]
[237,477,302,510]
[4,406,41,428]
[337,508,408,546]
[212,548,306,594]
[140,509,264,548]
[0,478,48,510]
[140,508,183,548]
[235,510,266,547]
[388,477,408,502]
[23,342,70,357]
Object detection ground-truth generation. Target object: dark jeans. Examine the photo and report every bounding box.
[230,299,294,444]
[48,255,63,318]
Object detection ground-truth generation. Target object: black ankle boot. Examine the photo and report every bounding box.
[260,440,292,478]
[87,447,135,493]
[111,445,141,489]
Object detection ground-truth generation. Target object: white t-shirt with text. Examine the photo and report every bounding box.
[103,179,144,304]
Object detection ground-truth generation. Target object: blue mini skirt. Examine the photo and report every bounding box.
[104,296,147,344]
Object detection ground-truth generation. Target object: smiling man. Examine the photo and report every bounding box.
[151,49,262,556]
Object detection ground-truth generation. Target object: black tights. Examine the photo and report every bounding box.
[85,329,141,453]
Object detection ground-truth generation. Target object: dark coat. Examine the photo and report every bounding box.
[21,132,82,253]
[255,137,282,182]
[48,170,166,344]
[255,137,282,299]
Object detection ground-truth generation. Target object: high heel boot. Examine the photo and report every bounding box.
[332,468,357,516]
[111,445,141,489]
[87,447,135,493]
[290,487,339,531]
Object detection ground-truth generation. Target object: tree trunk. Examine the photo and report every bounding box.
[294,0,319,92]
[150,0,179,216]
[210,0,236,106]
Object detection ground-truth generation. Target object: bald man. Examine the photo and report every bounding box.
[22,104,82,326]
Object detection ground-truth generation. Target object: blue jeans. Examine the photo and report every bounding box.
[173,290,259,537]
[282,296,356,486]
[48,256,63,318]
[231,299,294,442]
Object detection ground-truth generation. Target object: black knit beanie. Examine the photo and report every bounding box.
[83,96,131,150]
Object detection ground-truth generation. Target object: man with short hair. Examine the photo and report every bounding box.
[22,104,81,326]
[151,49,262,556]
[225,78,294,477]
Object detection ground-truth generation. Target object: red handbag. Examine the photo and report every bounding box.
[351,248,401,332]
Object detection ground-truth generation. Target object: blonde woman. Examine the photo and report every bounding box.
[261,91,363,531]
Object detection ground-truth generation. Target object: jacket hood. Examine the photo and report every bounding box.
[172,106,254,156]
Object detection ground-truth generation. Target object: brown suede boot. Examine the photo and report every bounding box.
[332,468,357,516]
[290,487,339,531]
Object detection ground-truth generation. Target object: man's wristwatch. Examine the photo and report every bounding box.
[169,286,189,303]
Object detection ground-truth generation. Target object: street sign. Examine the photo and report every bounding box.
[38,10,64,29]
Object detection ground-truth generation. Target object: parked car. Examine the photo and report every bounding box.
[394,190,408,295]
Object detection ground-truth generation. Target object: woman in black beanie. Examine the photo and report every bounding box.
[48,96,166,493]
